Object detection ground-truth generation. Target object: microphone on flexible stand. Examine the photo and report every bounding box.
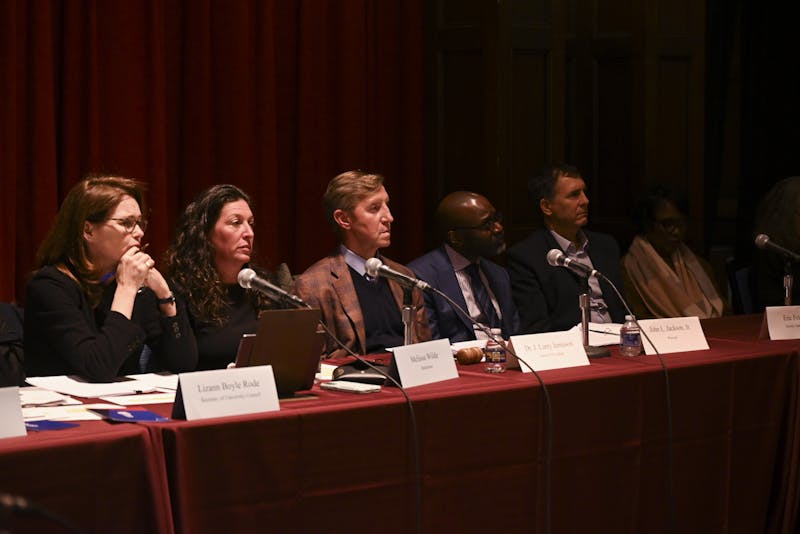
[365,257,428,347]
[754,234,799,305]
[546,248,600,278]
[545,249,609,358]
[754,234,800,262]
[365,257,432,292]
[401,287,414,345]
[237,268,309,309]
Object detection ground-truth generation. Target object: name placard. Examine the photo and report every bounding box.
[638,317,709,354]
[392,339,458,388]
[172,366,280,421]
[764,306,800,340]
[508,330,589,372]
[0,387,26,438]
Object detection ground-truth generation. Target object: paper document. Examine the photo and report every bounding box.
[571,322,622,347]
[100,391,176,405]
[26,376,159,398]
[124,373,179,390]
[23,403,121,422]
[20,387,81,408]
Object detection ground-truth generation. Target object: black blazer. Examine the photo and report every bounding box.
[408,246,520,342]
[507,230,626,333]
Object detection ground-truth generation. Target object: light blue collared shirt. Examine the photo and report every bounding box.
[341,245,371,277]
[549,230,611,323]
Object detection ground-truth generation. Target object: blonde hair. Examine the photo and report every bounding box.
[322,170,385,233]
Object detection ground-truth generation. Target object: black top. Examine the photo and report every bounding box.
[184,284,259,370]
[349,267,404,352]
[24,265,198,382]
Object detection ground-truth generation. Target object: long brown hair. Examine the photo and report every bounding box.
[164,184,273,325]
[36,175,145,302]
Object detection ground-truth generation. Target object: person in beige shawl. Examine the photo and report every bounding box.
[622,186,727,319]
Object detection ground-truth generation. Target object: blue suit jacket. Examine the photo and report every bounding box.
[408,246,520,342]
[507,229,626,333]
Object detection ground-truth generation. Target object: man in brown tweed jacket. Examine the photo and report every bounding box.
[294,170,431,358]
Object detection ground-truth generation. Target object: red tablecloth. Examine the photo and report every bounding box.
[0,420,173,533]
[139,314,800,534]
[3,314,796,533]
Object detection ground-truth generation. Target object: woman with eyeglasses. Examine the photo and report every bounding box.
[164,184,293,370]
[24,175,198,381]
[621,185,727,319]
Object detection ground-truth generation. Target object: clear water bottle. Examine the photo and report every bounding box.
[619,315,642,357]
[484,328,507,373]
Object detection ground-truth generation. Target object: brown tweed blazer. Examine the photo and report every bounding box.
[294,250,431,358]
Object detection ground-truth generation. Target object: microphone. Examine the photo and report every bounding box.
[546,249,600,278]
[754,234,800,262]
[237,268,308,308]
[364,257,432,292]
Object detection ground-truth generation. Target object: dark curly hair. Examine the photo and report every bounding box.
[164,184,272,325]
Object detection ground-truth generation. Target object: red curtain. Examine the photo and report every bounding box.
[0,0,424,303]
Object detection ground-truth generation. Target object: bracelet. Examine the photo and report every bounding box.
[156,293,176,305]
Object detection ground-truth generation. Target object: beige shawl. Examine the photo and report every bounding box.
[623,236,724,319]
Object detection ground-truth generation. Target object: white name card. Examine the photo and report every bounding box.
[0,387,26,438]
[508,330,589,372]
[392,339,458,388]
[764,306,800,340]
[638,316,709,354]
[173,366,280,421]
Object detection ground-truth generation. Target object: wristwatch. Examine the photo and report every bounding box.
[156,293,176,305]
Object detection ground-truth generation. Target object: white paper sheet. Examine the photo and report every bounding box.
[19,387,81,408]
[99,391,176,406]
[570,322,623,347]
[26,376,159,398]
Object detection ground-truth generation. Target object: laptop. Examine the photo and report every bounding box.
[234,308,325,397]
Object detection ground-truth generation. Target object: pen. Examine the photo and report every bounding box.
[589,329,615,335]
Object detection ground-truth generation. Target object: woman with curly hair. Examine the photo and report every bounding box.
[164,184,293,370]
[25,175,198,381]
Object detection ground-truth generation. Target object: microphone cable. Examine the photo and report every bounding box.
[287,297,424,534]
[0,493,87,534]
[427,286,554,534]
[601,276,675,533]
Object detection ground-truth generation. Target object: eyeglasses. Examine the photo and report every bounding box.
[654,217,687,232]
[452,212,503,232]
[108,217,148,234]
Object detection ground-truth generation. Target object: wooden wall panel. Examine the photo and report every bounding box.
[595,57,634,225]
[509,51,549,235]
[424,0,705,252]
[441,51,486,196]
[654,59,690,187]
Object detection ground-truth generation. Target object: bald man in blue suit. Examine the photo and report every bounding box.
[408,192,520,342]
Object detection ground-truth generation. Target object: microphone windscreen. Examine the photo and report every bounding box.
[237,268,256,288]
[754,234,770,249]
[546,249,563,267]
[365,257,382,277]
